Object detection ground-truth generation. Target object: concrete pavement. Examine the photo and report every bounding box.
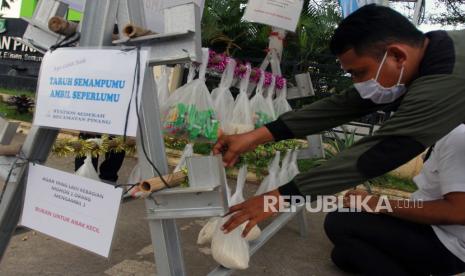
[0,134,348,276]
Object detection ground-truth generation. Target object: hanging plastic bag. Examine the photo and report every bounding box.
[250,71,275,128]
[162,48,220,142]
[278,150,293,186]
[211,58,236,135]
[232,165,261,241]
[173,143,194,173]
[211,215,250,270]
[160,64,196,117]
[211,165,251,269]
[76,154,100,181]
[265,75,277,121]
[288,150,300,180]
[255,151,281,195]
[273,80,292,117]
[198,217,220,245]
[157,66,170,109]
[230,64,254,134]
[128,163,142,184]
[197,183,232,245]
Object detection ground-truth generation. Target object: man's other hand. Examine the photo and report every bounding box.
[221,189,282,237]
[213,127,275,167]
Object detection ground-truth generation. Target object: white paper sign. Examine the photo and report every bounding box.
[33,48,148,136]
[21,164,123,258]
[243,0,304,32]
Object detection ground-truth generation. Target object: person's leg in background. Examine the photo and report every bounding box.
[324,211,465,276]
[98,149,125,183]
[74,133,125,183]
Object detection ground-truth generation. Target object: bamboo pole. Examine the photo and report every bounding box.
[138,171,186,194]
[122,23,154,38]
[48,16,78,36]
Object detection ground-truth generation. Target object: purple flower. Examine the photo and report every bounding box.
[250,68,262,83]
[234,63,247,78]
[275,76,286,90]
[263,72,273,87]
[207,50,228,73]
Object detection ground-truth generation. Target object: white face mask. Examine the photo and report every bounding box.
[354,51,406,104]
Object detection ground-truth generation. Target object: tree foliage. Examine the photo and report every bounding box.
[1,0,13,10]
[201,0,350,93]
[430,0,465,25]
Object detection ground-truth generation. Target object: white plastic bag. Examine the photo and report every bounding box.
[273,81,292,117]
[75,154,100,181]
[288,150,300,180]
[173,143,194,173]
[278,150,293,186]
[197,217,220,245]
[211,59,236,135]
[162,48,220,142]
[197,183,232,245]
[230,165,261,241]
[250,71,275,128]
[211,215,250,270]
[211,165,252,270]
[255,151,281,195]
[265,75,276,121]
[230,64,254,134]
[157,66,170,109]
[128,163,142,184]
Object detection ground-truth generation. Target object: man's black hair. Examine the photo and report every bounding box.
[330,4,425,58]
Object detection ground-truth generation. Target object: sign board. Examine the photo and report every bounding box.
[243,0,304,32]
[21,164,123,258]
[0,19,43,70]
[33,48,148,136]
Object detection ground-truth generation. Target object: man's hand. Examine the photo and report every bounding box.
[221,189,282,237]
[213,127,275,167]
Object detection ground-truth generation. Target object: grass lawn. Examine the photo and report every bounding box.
[369,174,418,193]
[0,88,35,98]
[0,101,33,122]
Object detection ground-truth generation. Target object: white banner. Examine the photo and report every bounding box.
[243,0,304,32]
[33,48,148,136]
[21,164,123,258]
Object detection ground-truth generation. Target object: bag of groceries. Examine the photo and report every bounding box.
[162,48,220,142]
[250,71,275,128]
[273,80,292,117]
[229,64,255,134]
[211,59,236,135]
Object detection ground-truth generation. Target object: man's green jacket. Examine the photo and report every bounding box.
[265,30,465,197]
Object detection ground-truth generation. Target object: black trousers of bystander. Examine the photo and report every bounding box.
[324,211,465,276]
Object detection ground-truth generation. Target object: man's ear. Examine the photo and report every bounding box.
[387,45,407,68]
